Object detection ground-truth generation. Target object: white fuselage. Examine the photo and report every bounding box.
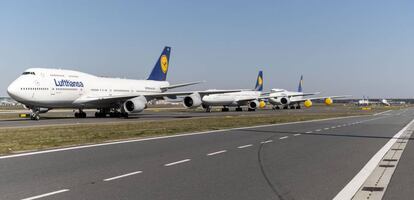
[7,68,170,109]
[201,91,262,107]
[268,89,305,105]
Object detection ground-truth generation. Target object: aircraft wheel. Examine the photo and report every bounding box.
[236,107,243,112]
[248,108,256,112]
[31,113,40,120]
[296,106,301,109]
[222,107,229,112]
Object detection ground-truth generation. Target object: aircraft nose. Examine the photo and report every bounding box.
[7,81,19,99]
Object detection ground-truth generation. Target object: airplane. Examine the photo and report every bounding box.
[183,71,267,112]
[268,75,349,109]
[356,97,391,106]
[7,46,239,120]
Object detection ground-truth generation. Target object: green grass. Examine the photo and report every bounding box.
[0,112,370,155]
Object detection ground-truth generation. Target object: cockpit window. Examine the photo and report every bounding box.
[22,72,35,75]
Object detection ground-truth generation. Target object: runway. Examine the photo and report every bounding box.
[0,109,413,200]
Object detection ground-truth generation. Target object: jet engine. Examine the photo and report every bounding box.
[277,97,290,105]
[304,99,313,108]
[249,100,260,109]
[123,96,147,113]
[183,93,202,108]
[269,97,290,105]
[325,98,333,106]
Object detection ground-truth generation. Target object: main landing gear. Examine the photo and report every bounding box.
[235,107,243,112]
[74,109,87,118]
[272,106,280,110]
[221,107,230,112]
[95,108,129,118]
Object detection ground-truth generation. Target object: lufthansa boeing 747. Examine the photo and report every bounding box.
[7,47,238,120]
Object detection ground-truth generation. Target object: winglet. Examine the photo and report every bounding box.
[147,46,171,81]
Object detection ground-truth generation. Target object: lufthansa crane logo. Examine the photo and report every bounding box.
[161,55,168,74]
[258,76,263,86]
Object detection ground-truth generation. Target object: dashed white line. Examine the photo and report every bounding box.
[337,125,342,127]
[331,126,336,129]
[324,128,330,130]
[207,150,227,156]
[305,131,312,134]
[164,159,191,167]
[21,189,70,200]
[238,144,253,149]
[294,134,302,136]
[103,171,142,182]
[315,129,322,132]
[279,136,288,140]
[261,140,273,144]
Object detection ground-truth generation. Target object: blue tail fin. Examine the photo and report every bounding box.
[254,71,263,92]
[147,46,171,81]
[298,75,303,92]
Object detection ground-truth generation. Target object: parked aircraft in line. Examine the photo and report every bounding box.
[7,47,238,120]
[268,75,349,109]
[183,71,267,112]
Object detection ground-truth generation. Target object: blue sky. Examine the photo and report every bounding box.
[1,0,413,98]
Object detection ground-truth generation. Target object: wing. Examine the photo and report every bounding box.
[234,95,270,104]
[160,81,204,90]
[290,95,351,103]
[73,90,243,106]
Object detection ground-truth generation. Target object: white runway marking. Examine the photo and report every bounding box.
[103,171,142,182]
[334,118,414,200]
[324,128,330,130]
[305,131,312,133]
[261,140,273,144]
[0,115,365,160]
[207,150,227,156]
[238,144,253,149]
[164,159,191,167]
[279,136,288,140]
[315,129,322,132]
[294,134,302,136]
[22,189,69,200]
[331,126,336,129]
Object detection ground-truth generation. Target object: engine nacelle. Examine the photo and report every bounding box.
[123,96,147,113]
[304,99,313,108]
[183,93,202,108]
[249,100,260,109]
[325,98,333,106]
[269,97,290,105]
[280,97,290,105]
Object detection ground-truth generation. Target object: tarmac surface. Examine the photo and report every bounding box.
[0,108,413,199]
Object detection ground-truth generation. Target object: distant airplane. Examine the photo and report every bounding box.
[7,47,237,120]
[356,97,391,106]
[183,71,267,112]
[268,75,349,109]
